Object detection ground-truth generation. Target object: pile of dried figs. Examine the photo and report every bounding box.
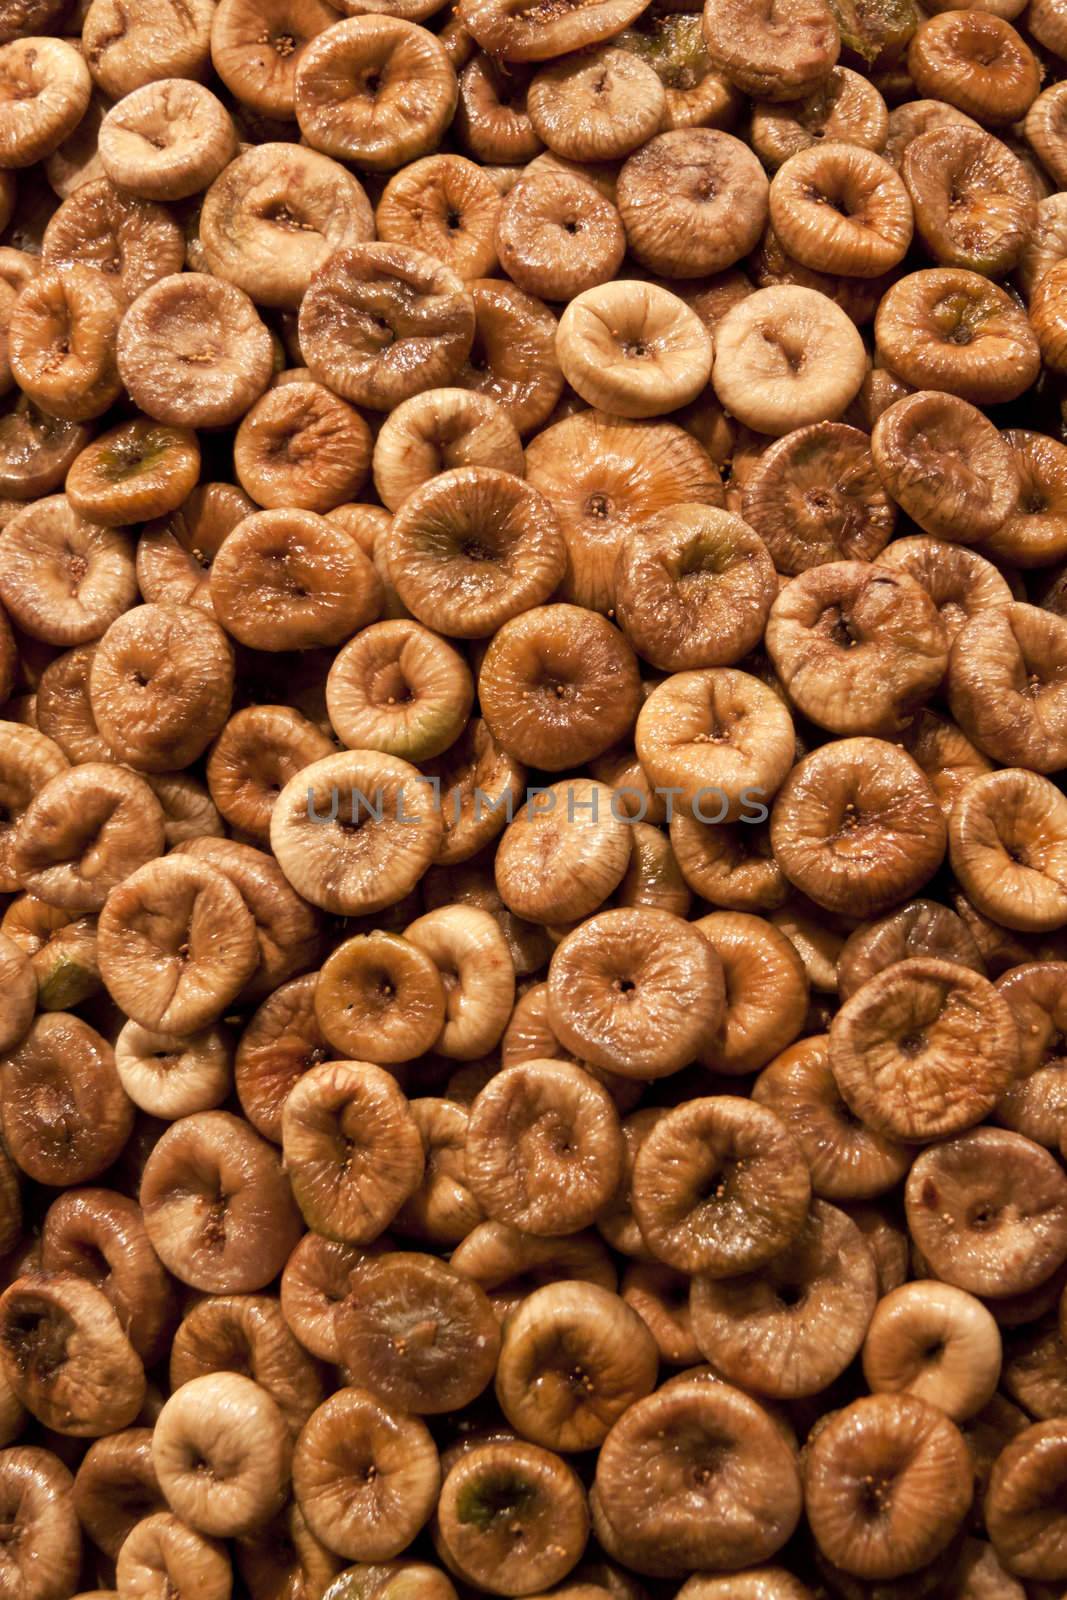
[1,0,1067,1594]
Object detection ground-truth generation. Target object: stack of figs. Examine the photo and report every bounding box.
[0,0,1067,1594]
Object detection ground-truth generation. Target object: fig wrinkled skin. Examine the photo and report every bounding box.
[0,2,1063,1594]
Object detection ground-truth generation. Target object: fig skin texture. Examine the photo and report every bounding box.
[1,2,1067,1594]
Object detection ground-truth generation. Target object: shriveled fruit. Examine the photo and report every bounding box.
[614,505,776,672]
[299,244,474,412]
[89,603,234,774]
[9,264,123,422]
[115,1019,232,1121]
[152,1371,291,1538]
[829,957,1019,1142]
[210,0,340,118]
[293,1387,439,1561]
[117,273,274,430]
[693,910,808,1074]
[41,176,184,302]
[631,1095,811,1277]
[337,1250,500,1414]
[65,421,200,529]
[234,383,371,515]
[985,430,1067,569]
[422,719,525,868]
[711,285,866,436]
[211,508,382,653]
[948,607,1067,775]
[283,1061,424,1243]
[0,495,136,647]
[770,143,912,277]
[0,1010,133,1184]
[752,63,889,165]
[72,1428,165,1561]
[949,769,1067,935]
[200,142,373,309]
[479,605,641,770]
[907,10,1039,128]
[0,38,89,168]
[377,155,502,282]
[593,1377,802,1576]
[460,0,647,60]
[465,1060,624,1236]
[455,277,563,436]
[0,397,89,502]
[837,899,985,1000]
[315,932,444,1066]
[280,1232,371,1365]
[770,737,946,918]
[675,1575,813,1600]
[766,560,948,737]
[0,1447,81,1599]
[905,1127,1067,1299]
[546,908,725,1080]
[98,854,257,1033]
[327,621,472,766]
[636,667,795,822]
[393,1096,482,1246]
[525,409,722,614]
[901,124,1036,275]
[873,536,1013,648]
[497,170,625,303]
[0,1271,145,1436]
[0,931,35,1055]
[385,467,564,640]
[862,1279,1002,1421]
[271,750,443,917]
[741,422,896,574]
[0,725,70,892]
[804,1392,972,1579]
[995,962,1067,1148]
[493,778,631,927]
[527,49,665,163]
[173,833,322,1004]
[617,129,767,280]
[40,1188,174,1366]
[404,904,513,1060]
[1,897,101,1016]
[871,389,1019,544]
[754,1034,911,1201]
[556,281,712,419]
[372,388,522,513]
[115,1512,232,1600]
[452,1218,616,1323]
[136,483,254,614]
[295,18,457,171]
[207,704,333,847]
[141,1109,302,1292]
[986,1419,1067,1581]
[874,268,1039,406]
[97,80,235,202]
[691,1199,878,1399]
[82,0,214,98]
[495,1281,657,1452]
[10,761,165,913]
[434,1438,589,1593]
